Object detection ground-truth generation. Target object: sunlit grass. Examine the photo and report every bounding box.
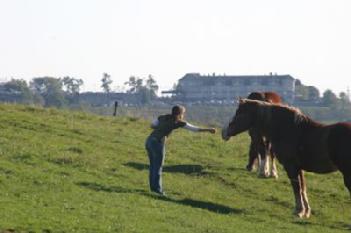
[0,103,350,232]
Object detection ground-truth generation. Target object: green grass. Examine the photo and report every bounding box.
[0,103,350,233]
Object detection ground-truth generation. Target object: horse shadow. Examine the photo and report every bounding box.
[124,162,212,176]
[145,193,244,215]
[292,220,351,231]
[76,181,243,215]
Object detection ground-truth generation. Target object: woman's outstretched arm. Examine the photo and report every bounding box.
[183,122,216,134]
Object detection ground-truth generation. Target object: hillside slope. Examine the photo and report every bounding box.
[0,104,349,233]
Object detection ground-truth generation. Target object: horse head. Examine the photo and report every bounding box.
[222,98,260,141]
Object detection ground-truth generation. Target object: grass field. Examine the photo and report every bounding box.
[0,103,350,233]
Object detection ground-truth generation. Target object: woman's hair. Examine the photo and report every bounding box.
[171,105,185,116]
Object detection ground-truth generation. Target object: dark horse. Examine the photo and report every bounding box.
[222,99,351,219]
[245,92,281,178]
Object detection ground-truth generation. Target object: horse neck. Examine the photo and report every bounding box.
[255,104,273,137]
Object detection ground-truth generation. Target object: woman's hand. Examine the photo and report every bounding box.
[208,128,216,134]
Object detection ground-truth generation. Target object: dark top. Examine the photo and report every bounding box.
[149,114,186,141]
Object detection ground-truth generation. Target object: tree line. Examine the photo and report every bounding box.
[1,75,350,116]
[294,79,351,109]
[0,74,159,107]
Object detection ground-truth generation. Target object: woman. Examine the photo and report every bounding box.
[145,105,216,195]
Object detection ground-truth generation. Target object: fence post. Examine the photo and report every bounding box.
[113,101,118,116]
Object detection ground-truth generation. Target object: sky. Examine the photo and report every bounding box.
[0,0,351,95]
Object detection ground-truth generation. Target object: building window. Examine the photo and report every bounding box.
[204,80,215,86]
[261,79,268,86]
[244,79,251,86]
[224,80,232,86]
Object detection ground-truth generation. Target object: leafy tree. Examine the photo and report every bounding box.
[124,76,137,93]
[339,92,350,103]
[101,73,113,93]
[30,77,66,107]
[125,76,144,93]
[145,74,159,97]
[294,79,320,102]
[62,76,84,104]
[124,75,159,105]
[339,91,350,111]
[321,89,338,107]
[295,85,309,101]
[3,79,36,104]
[62,76,84,95]
[307,86,320,101]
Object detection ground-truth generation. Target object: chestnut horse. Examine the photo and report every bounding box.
[246,92,281,178]
[222,99,351,219]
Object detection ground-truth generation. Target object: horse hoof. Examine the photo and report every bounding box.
[258,173,269,178]
[296,212,305,218]
[294,209,305,218]
[304,209,311,218]
[246,165,254,171]
[270,173,279,179]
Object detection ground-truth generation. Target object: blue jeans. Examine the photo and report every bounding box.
[145,136,165,193]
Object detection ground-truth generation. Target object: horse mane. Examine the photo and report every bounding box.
[240,99,322,128]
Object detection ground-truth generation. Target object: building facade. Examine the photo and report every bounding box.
[171,73,296,103]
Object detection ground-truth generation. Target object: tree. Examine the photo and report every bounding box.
[295,85,309,101]
[321,89,338,107]
[62,76,84,104]
[125,76,144,93]
[339,92,350,103]
[307,86,320,101]
[62,76,84,95]
[294,79,320,102]
[124,76,137,93]
[124,75,159,105]
[30,77,66,107]
[101,73,112,93]
[145,74,159,97]
[3,79,35,104]
[339,91,350,111]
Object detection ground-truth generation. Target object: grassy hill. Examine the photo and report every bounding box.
[0,104,350,233]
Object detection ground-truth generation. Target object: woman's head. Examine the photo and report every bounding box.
[171,105,186,121]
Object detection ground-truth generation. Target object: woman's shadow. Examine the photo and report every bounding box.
[124,162,213,176]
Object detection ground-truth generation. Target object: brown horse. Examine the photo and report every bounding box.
[222,99,351,219]
[246,92,281,178]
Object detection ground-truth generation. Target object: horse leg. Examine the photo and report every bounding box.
[299,170,311,218]
[258,137,269,178]
[247,130,259,172]
[270,155,279,179]
[247,140,258,172]
[269,145,278,179]
[343,172,351,198]
[286,166,305,218]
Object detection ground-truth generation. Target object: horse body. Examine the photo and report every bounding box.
[297,124,338,173]
[268,106,338,174]
[223,99,351,220]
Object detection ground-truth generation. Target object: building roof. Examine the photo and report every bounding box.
[179,73,295,81]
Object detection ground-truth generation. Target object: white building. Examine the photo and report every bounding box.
[170,73,296,103]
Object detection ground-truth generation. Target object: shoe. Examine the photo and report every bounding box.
[152,190,166,196]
